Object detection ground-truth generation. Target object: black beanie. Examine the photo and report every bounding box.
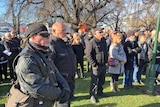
[26,23,48,38]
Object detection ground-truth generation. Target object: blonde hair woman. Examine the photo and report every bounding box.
[151,30,160,43]
[108,33,127,92]
[72,33,85,78]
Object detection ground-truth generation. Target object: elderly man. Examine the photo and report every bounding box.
[86,28,108,103]
[10,31,21,46]
[49,22,77,107]
[4,32,21,82]
[13,23,70,107]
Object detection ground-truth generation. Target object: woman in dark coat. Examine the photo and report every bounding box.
[72,33,85,78]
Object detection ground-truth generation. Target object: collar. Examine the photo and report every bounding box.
[28,41,49,52]
[94,37,102,42]
[51,35,69,44]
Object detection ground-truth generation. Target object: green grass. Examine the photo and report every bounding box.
[1,60,160,107]
[71,73,160,107]
[1,73,160,107]
[0,83,11,107]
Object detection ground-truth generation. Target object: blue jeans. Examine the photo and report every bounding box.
[137,64,147,82]
[124,69,134,87]
[133,66,138,82]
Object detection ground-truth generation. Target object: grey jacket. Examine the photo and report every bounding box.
[86,37,108,67]
[15,44,70,107]
[108,43,127,74]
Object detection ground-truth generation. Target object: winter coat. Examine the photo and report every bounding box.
[147,42,160,64]
[49,36,77,82]
[15,43,70,107]
[3,39,21,60]
[124,40,141,70]
[155,43,160,64]
[72,43,84,62]
[86,37,108,67]
[108,43,126,74]
[137,42,149,65]
[0,42,8,63]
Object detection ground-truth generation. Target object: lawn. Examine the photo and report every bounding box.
[0,82,11,107]
[1,72,160,107]
[71,74,160,107]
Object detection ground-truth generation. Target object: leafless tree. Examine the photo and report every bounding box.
[2,0,159,33]
[31,0,119,32]
[122,0,158,30]
[4,0,30,33]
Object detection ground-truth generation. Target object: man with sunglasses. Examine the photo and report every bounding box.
[86,27,108,103]
[13,23,70,107]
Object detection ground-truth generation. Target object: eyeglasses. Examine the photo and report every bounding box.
[38,31,50,38]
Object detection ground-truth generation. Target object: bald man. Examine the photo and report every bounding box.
[49,22,77,107]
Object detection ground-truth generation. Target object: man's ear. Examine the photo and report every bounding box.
[94,32,97,36]
[52,29,55,34]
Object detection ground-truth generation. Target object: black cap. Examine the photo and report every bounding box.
[26,23,48,38]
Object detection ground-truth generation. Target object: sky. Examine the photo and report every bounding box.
[0,1,6,16]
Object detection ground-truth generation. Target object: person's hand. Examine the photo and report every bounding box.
[121,61,126,64]
[93,65,98,69]
[132,49,136,52]
[59,89,70,103]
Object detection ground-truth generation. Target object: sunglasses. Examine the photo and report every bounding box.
[38,31,50,38]
[97,31,103,34]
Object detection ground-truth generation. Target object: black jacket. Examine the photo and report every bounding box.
[86,37,108,67]
[0,42,8,62]
[124,40,141,70]
[49,36,77,82]
[148,42,160,64]
[155,43,160,64]
[72,43,84,62]
[3,39,21,60]
[15,42,70,107]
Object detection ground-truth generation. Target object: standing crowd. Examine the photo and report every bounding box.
[0,22,160,106]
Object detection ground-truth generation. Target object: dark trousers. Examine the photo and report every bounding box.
[0,63,8,81]
[0,64,2,81]
[110,74,120,83]
[8,57,17,80]
[90,65,106,96]
[8,59,14,79]
[76,59,84,77]
[86,62,92,72]
[137,63,147,82]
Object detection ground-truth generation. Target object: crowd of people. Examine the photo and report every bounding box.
[0,22,160,106]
